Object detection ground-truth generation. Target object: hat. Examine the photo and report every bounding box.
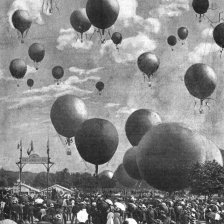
[50,203,54,207]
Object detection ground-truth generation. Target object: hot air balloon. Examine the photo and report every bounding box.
[27,78,34,89]
[184,63,217,113]
[9,59,27,86]
[95,81,104,95]
[28,43,45,70]
[50,95,88,145]
[75,118,119,175]
[177,27,188,44]
[123,147,141,180]
[192,0,209,22]
[111,32,122,50]
[86,0,120,42]
[125,109,162,146]
[167,35,177,50]
[137,52,160,87]
[113,164,137,188]
[136,123,223,193]
[11,10,32,43]
[70,8,91,42]
[52,66,64,84]
[99,170,114,179]
[213,23,224,53]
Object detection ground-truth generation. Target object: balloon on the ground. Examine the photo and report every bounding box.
[86,0,120,31]
[123,147,141,180]
[184,63,217,100]
[177,27,188,40]
[99,170,114,179]
[50,95,88,138]
[125,109,162,146]
[9,59,27,79]
[28,43,45,69]
[213,23,224,50]
[136,123,223,192]
[113,164,137,188]
[75,118,119,165]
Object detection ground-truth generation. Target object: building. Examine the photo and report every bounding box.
[12,183,40,196]
[40,184,74,196]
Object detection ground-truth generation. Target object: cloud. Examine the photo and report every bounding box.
[117,0,138,20]
[26,65,37,75]
[100,32,157,63]
[201,27,214,39]
[56,28,93,51]
[105,103,120,108]
[188,42,220,63]
[69,67,104,76]
[8,0,53,26]
[64,75,101,85]
[116,106,137,116]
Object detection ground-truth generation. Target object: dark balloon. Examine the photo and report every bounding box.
[70,8,91,34]
[111,32,122,45]
[192,0,209,15]
[27,79,34,88]
[99,170,114,179]
[52,66,64,80]
[86,0,120,30]
[167,35,177,46]
[219,148,224,164]
[28,43,45,63]
[96,81,104,93]
[75,118,119,165]
[184,63,217,100]
[137,52,160,78]
[136,123,223,192]
[50,95,88,138]
[113,164,138,188]
[213,23,224,49]
[177,27,188,40]
[11,10,32,42]
[125,109,162,146]
[9,59,27,79]
[123,147,141,180]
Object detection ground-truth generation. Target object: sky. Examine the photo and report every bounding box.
[0,0,224,174]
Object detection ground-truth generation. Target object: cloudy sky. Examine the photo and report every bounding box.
[0,0,224,174]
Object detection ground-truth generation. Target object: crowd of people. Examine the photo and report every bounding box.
[0,189,223,224]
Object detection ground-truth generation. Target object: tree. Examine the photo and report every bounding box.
[189,160,224,197]
[33,172,55,188]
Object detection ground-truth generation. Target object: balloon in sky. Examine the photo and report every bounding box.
[111,32,122,49]
[27,79,34,89]
[136,122,223,192]
[9,59,27,79]
[28,43,45,70]
[113,164,137,188]
[177,27,188,43]
[192,0,209,21]
[75,118,119,166]
[99,170,114,179]
[11,10,32,43]
[95,81,104,95]
[52,66,64,84]
[167,35,177,50]
[70,8,91,42]
[86,0,120,33]
[50,95,88,139]
[137,52,160,86]
[213,23,224,50]
[125,109,162,146]
[123,147,141,180]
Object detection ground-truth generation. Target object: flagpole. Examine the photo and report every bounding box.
[19,140,22,195]
[47,138,49,201]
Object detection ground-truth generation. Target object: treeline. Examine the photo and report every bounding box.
[0,168,117,189]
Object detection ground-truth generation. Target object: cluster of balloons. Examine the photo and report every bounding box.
[69,0,122,46]
[50,94,119,175]
[167,27,188,50]
[113,108,223,193]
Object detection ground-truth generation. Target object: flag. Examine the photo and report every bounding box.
[27,140,34,156]
[17,140,22,150]
[47,138,49,155]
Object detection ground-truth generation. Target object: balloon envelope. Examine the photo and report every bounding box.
[28,43,45,63]
[136,123,223,192]
[213,23,224,49]
[192,0,209,15]
[184,63,217,100]
[50,95,88,138]
[111,32,122,45]
[167,35,177,46]
[86,0,120,30]
[125,109,162,146]
[52,66,64,80]
[177,27,188,40]
[123,147,141,180]
[99,170,114,179]
[27,79,34,88]
[75,118,119,165]
[9,59,27,79]
[96,81,104,92]
[70,8,91,34]
[11,10,32,34]
[137,52,160,77]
